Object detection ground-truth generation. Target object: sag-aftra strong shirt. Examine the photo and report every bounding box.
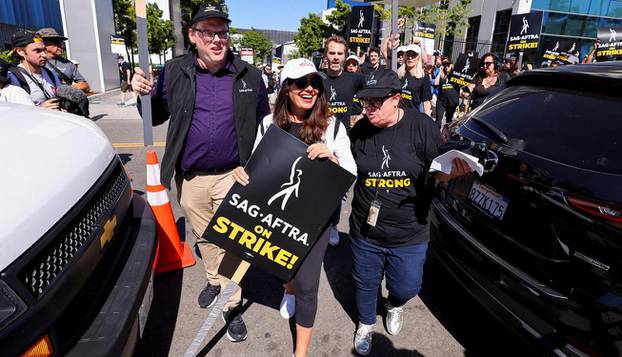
[324,71,365,129]
[349,110,442,247]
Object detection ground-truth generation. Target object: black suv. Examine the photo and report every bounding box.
[430,62,622,356]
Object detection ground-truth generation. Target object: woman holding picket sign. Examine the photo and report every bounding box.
[232,58,356,357]
[348,70,471,355]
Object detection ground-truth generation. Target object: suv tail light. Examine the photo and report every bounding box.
[568,195,622,229]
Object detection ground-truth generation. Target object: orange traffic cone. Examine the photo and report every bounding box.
[146,150,196,274]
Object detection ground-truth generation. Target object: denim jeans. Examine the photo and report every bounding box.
[350,235,429,325]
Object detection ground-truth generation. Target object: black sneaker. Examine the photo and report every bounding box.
[222,307,247,342]
[197,284,220,308]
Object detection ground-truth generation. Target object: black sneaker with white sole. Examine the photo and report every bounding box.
[197,284,220,308]
[222,307,248,342]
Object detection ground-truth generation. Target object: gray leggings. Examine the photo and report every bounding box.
[292,227,330,328]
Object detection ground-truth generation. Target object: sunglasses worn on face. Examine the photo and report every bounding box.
[289,76,323,90]
[484,61,495,67]
[360,95,393,109]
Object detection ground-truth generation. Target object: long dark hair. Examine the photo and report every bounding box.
[272,77,330,145]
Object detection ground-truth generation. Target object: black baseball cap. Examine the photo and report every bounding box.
[356,71,402,98]
[11,30,43,48]
[191,3,230,25]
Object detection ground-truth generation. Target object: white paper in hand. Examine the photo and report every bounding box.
[429,150,484,176]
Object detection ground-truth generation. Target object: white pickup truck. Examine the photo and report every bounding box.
[0,104,157,356]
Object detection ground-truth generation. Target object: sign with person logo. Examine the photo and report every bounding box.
[413,22,436,56]
[203,126,356,282]
[596,26,622,61]
[505,11,543,55]
[348,5,375,50]
[448,52,480,88]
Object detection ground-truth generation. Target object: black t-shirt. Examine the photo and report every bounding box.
[287,122,304,140]
[349,109,442,247]
[471,72,510,109]
[119,62,131,82]
[324,71,365,129]
[437,75,459,108]
[360,62,387,77]
[399,73,432,112]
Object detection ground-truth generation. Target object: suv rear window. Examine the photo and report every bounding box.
[471,86,622,174]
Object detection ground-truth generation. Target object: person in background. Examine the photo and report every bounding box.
[345,54,361,73]
[503,55,520,77]
[396,46,405,67]
[434,59,459,129]
[38,27,90,93]
[468,52,509,110]
[0,58,34,105]
[7,30,61,109]
[360,47,385,76]
[349,70,470,355]
[232,58,356,357]
[262,64,277,109]
[397,44,432,115]
[131,3,270,343]
[117,55,135,106]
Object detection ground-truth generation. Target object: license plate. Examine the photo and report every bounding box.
[468,182,509,220]
[138,270,154,337]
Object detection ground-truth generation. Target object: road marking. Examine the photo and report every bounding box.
[112,141,166,148]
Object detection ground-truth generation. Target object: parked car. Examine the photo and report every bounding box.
[0,104,157,356]
[430,62,622,356]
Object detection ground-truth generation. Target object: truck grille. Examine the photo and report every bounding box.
[19,163,129,298]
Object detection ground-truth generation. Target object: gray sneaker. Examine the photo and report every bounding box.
[353,322,374,355]
[385,302,404,335]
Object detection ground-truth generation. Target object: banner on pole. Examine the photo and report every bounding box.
[205,126,355,282]
[596,27,622,61]
[505,12,543,55]
[348,6,375,51]
[448,52,480,88]
[413,22,436,56]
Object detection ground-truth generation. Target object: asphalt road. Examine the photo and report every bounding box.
[90,91,537,357]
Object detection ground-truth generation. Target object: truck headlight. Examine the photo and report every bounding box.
[0,279,27,331]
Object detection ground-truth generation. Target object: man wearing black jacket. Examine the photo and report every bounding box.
[132,3,269,343]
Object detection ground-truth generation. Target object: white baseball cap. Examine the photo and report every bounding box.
[396,46,407,54]
[345,54,360,65]
[404,44,421,55]
[280,58,325,85]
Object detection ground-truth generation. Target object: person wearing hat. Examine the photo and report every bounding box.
[397,44,432,115]
[232,57,356,357]
[0,58,34,106]
[434,58,459,129]
[348,70,471,355]
[321,35,365,246]
[131,2,270,343]
[345,54,361,73]
[7,30,61,109]
[396,46,406,67]
[38,27,90,93]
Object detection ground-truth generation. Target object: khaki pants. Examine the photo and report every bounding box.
[177,170,241,310]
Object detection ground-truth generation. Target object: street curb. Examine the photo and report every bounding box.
[89,88,122,101]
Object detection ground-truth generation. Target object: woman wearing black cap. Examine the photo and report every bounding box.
[233,58,356,357]
[349,70,470,355]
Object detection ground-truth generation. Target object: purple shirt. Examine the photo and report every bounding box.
[181,62,239,172]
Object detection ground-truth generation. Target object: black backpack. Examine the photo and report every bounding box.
[8,66,58,95]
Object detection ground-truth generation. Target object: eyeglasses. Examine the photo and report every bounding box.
[483,61,495,67]
[193,28,229,42]
[346,62,359,66]
[288,75,323,90]
[360,95,393,109]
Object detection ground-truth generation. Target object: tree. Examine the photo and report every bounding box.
[294,13,329,57]
[113,0,136,66]
[240,29,272,63]
[412,0,472,44]
[324,0,351,37]
[147,3,176,63]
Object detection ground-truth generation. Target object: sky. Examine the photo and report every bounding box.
[226,0,327,32]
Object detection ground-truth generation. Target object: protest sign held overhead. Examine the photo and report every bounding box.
[413,22,436,56]
[506,12,543,55]
[203,126,355,282]
[596,27,622,61]
[449,52,480,88]
[348,5,375,50]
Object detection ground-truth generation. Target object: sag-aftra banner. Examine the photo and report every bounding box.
[413,22,436,56]
[596,27,622,61]
[203,126,356,282]
[506,12,543,55]
[449,52,480,88]
[348,5,375,50]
